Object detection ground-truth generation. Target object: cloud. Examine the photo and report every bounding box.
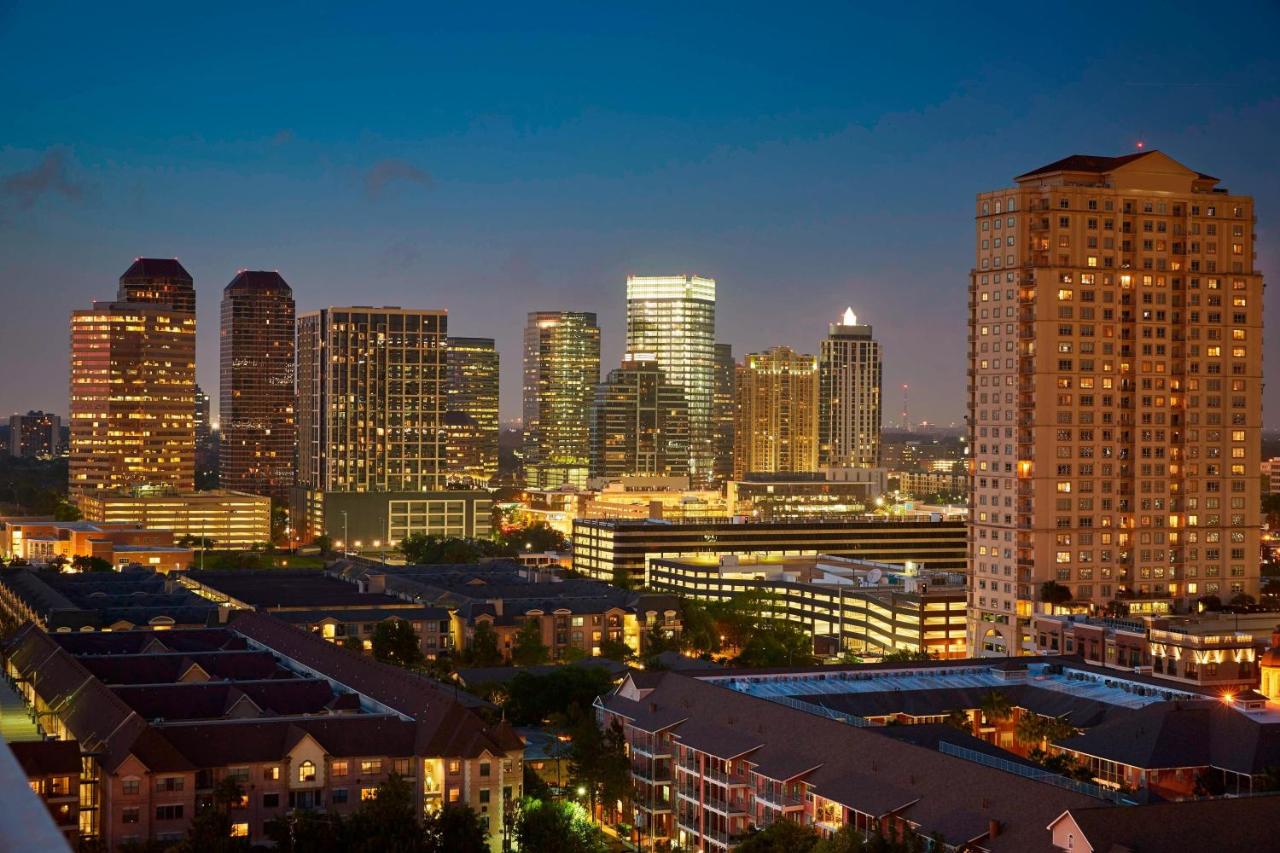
[364,158,432,200]
[1,148,90,209]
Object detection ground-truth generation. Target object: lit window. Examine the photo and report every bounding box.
[298,761,316,783]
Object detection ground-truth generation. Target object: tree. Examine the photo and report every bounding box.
[499,667,616,726]
[733,623,818,667]
[514,797,606,853]
[71,554,113,573]
[979,690,1013,726]
[1040,580,1073,608]
[1229,592,1256,607]
[174,776,248,853]
[264,810,346,853]
[371,619,426,669]
[178,534,216,549]
[422,804,488,853]
[598,637,634,662]
[1198,595,1223,612]
[466,621,504,667]
[497,522,568,554]
[943,709,970,731]
[678,599,720,656]
[342,635,365,653]
[400,533,511,565]
[569,716,629,823]
[879,648,933,663]
[314,534,334,555]
[511,618,549,667]
[53,500,82,522]
[736,819,819,852]
[345,773,425,853]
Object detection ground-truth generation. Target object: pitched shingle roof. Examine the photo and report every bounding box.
[1061,796,1280,852]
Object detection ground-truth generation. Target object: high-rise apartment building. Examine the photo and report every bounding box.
[445,337,499,485]
[733,346,819,478]
[591,355,690,480]
[968,151,1263,656]
[625,275,716,485]
[712,342,735,481]
[69,260,197,497]
[8,411,61,458]
[819,307,882,468]
[522,311,600,489]
[219,271,296,501]
[296,307,446,494]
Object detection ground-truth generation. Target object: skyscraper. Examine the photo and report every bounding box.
[712,342,735,481]
[9,411,61,458]
[625,275,716,485]
[116,257,197,312]
[819,308,882,468]
[219,271,296,501]
[294,307,484,547]
[445,337,500,485]
[967,151,1263,657]
[733,346,819,478]
[194,385,212,451]
[69,259,197,497]
[522,312,600,488]
[591,355,690,480]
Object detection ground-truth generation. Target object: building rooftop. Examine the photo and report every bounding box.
[224,270,291,294]
[119,257,192,283]
[1014,150,1218,183]
[1058,795,1280,852]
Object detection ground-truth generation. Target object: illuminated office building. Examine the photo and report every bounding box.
[522,311,600,489]
[69,260,197,497]
[968,151,1263,656]
[9,411,61,459]
[625,275,716,485]
[445,337,499,485]
[733,346,819,477]
[591,355,690,480]
[820,307,882,468]
[219,271,296,501]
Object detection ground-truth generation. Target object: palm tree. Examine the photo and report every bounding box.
[1014,713,1046,747]
[979,691,1012,727]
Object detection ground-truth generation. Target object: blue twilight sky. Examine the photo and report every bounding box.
[2,2,1278,425]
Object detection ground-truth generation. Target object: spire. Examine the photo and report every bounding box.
[842,307,857,326]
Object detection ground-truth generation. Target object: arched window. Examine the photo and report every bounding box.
[298,760,316,783]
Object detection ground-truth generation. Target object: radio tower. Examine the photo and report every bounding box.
[901,384,910,431]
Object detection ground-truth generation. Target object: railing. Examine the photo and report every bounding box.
[937,742,1136,804]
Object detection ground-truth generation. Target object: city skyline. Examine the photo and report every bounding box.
[2,6,1277,427]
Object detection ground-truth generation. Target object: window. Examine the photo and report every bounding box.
[361,787,379,801]
[298,761,316,783]
[360,760,382,775]
[331,760,349,777]
[122,807,140,824]
[332,789,349,805]
[263,793,280,808]
[393,759,411,777]
[479,762,491,778]
[263,766,280,781]
[231,823,249,838]
[155,777,184,793]
[122,778,140,796]
[156,805,184,821]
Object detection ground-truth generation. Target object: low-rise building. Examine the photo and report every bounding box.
[175,569,455,659]
[8,740,81,843]
[77,489,271,551]
[0,568,219,632]
[647,555,967,659]
[297,488,492,551]
[2,613,524,850]
[0,517,191,572]
[725,470,886,520]
[572,516,967,587]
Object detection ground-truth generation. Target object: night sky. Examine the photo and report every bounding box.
[2,3,1278,425]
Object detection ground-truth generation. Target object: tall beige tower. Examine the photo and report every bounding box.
[733,346,819,478]
[967,152,1263,656]
[69,260,197,497]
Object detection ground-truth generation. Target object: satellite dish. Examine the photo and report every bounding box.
[865,568,883,585]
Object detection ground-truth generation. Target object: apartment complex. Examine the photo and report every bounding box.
[591,356,690,480]
[572,516,966,586]
[819,308,882,468]
[733,347,819,478]
[968,152,1263,656]
[522,311,601,489]
[8,410,61,458]
[445,337,500,485]
[646,555,968,659]
[219,270,296,501]
[2,615,524,850]
[294,307,448,542]
[0,568,218,632]
[77,488,271,551]
[70,259,198,497]
[626,275,717,485]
